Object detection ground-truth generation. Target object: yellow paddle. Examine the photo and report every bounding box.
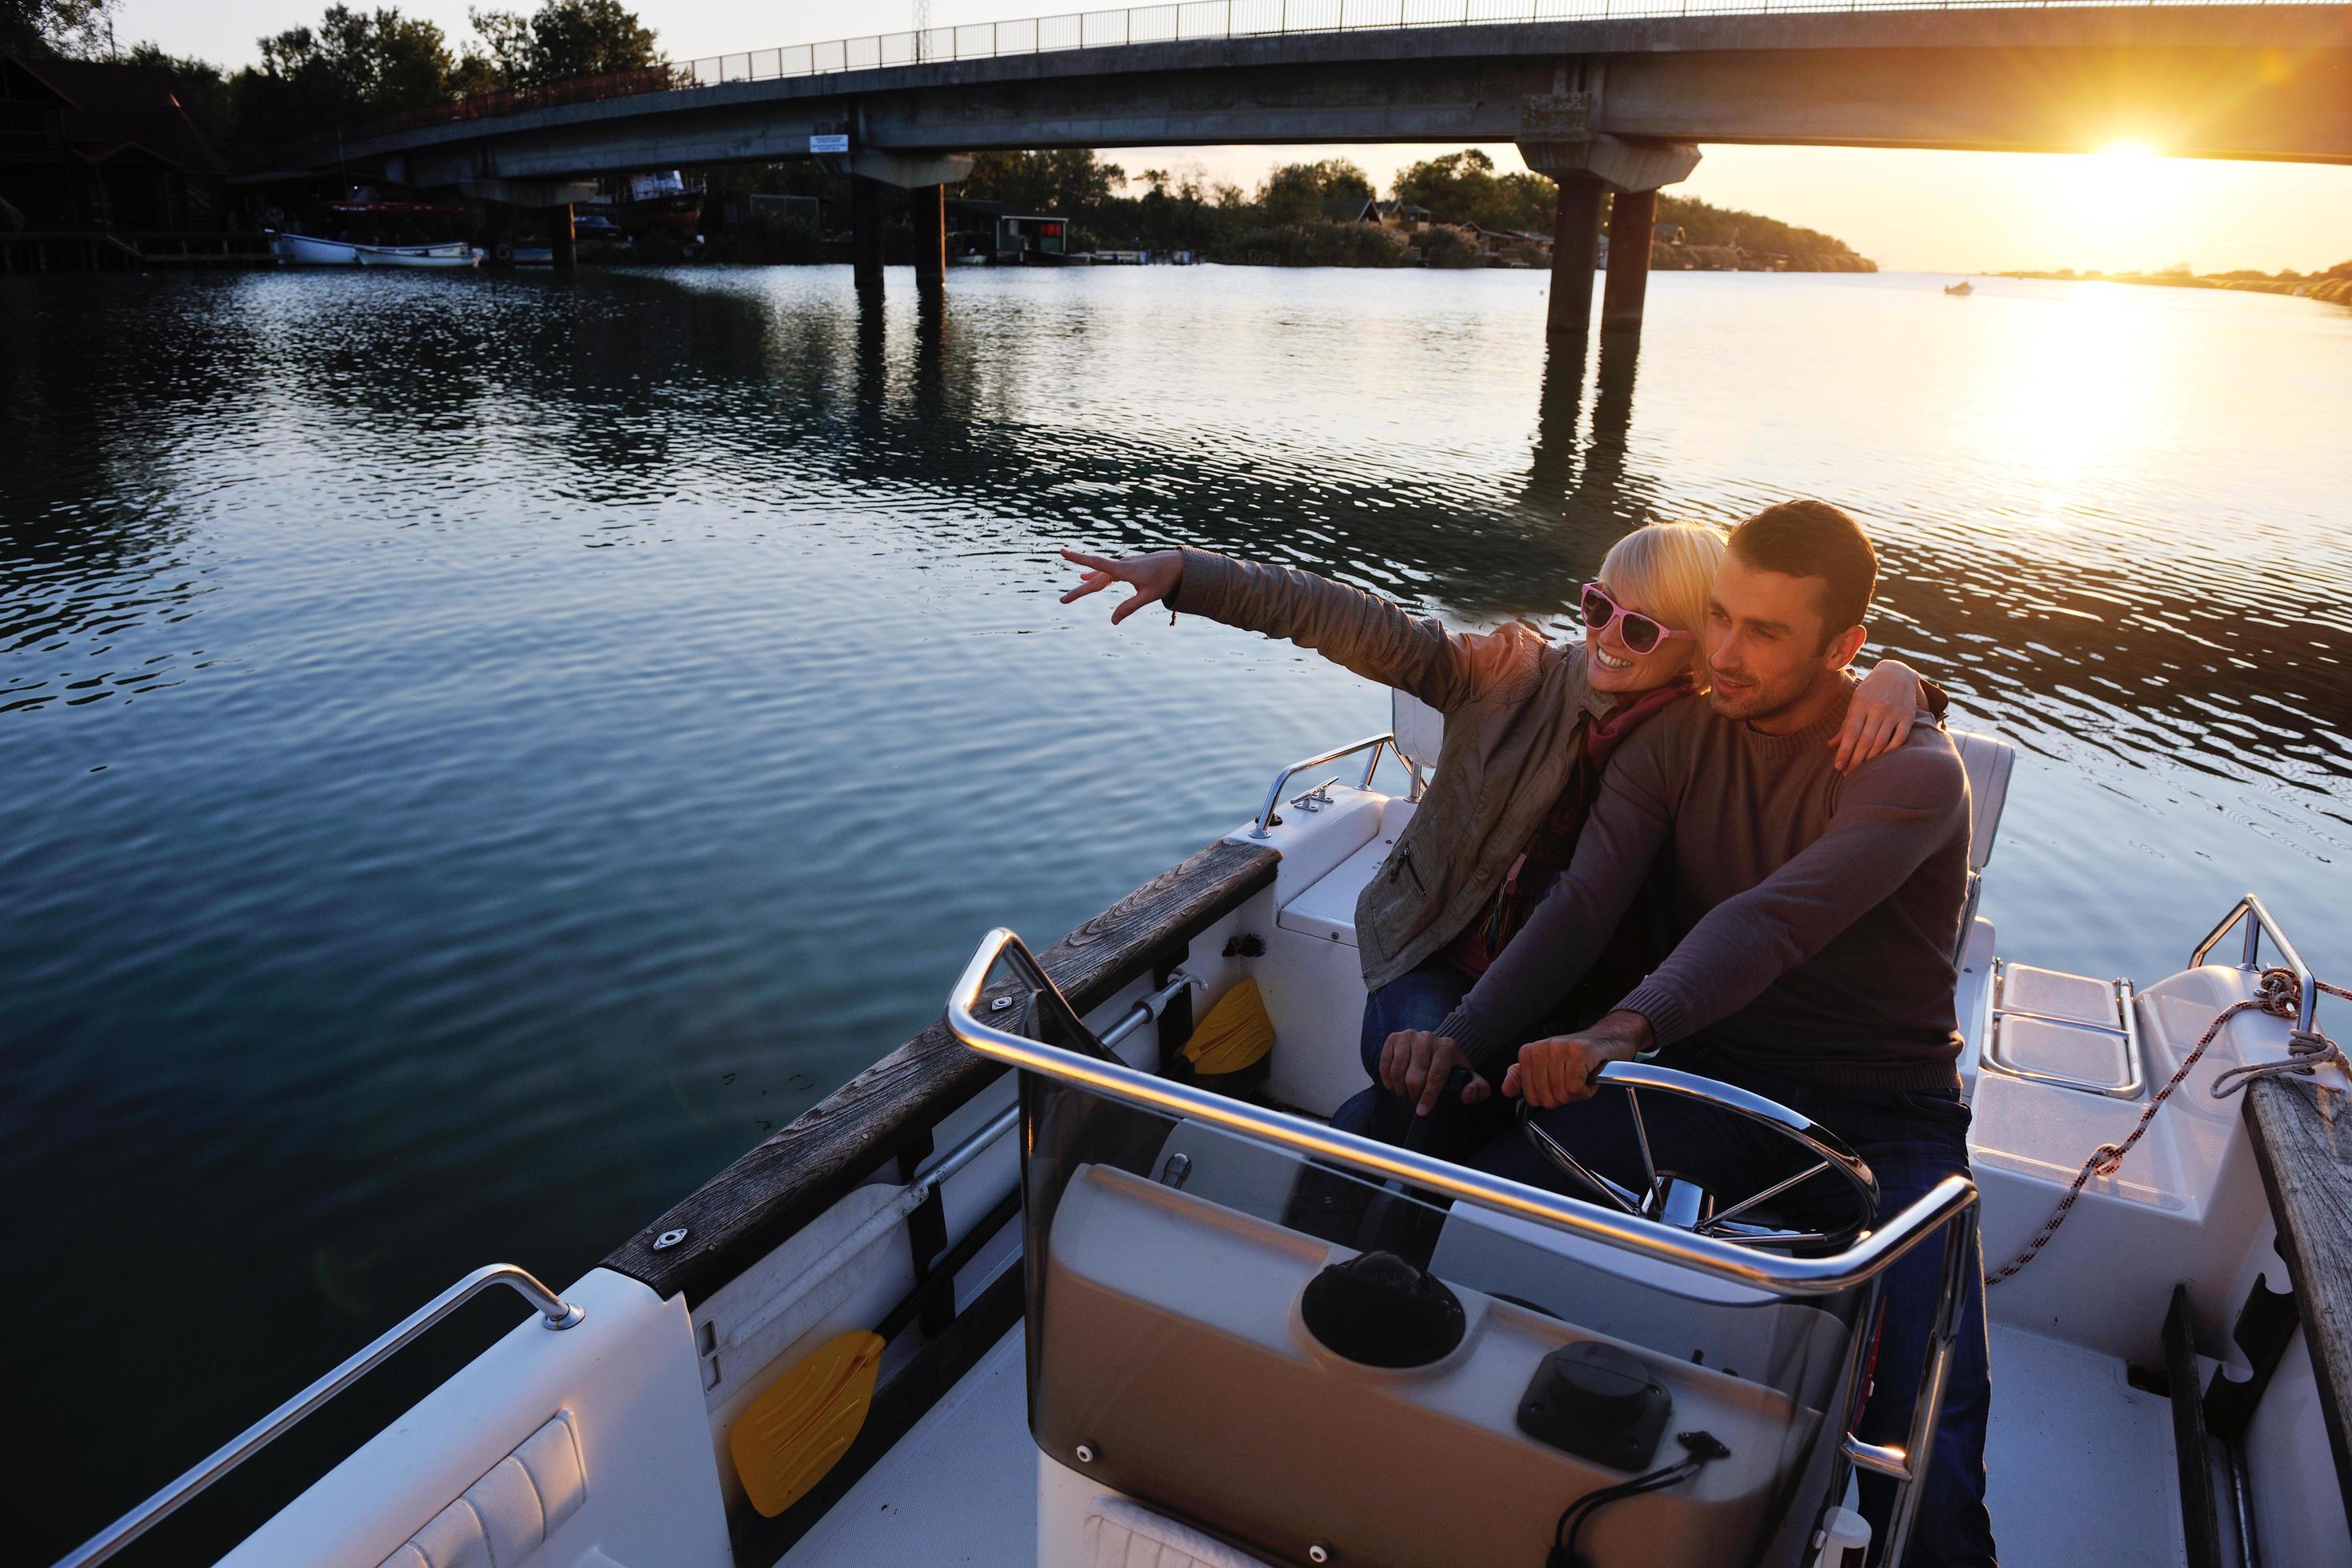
[727,979,1269,1514]
[728,1329,886,1517]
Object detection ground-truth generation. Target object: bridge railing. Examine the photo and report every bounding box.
[318,0,2330,152]
[670,0,1660,89]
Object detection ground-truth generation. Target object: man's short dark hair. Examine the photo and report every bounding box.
[1726,500,1878,645]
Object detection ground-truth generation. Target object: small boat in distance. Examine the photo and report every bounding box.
[268,202,482,269]
[1945,279,1974,295]
[268,232,482,268]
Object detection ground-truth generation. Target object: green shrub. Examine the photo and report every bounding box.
[1208,221,1408,267]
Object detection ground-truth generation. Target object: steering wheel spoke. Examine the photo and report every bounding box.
[1519,1108,1646,1214]
[1623,1086,1660,1195]
[1702,1159,1833,1234]
[1516,1063,1879,1251]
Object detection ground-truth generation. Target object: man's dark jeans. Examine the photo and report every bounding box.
[1469,1044,1997,1568]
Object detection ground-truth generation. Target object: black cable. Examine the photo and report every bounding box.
[1546,1430,1731,1568]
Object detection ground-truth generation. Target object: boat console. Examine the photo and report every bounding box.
[946,930,1980,1568]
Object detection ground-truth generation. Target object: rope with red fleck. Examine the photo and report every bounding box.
[1986,966,2349,1288]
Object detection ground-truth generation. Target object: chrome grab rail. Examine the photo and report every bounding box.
[54,1264,585,1568]
[2191,892,2321,1035]
[910,967,1198,1193]
[1248,733,1398,839]
[947,927,1977,1298]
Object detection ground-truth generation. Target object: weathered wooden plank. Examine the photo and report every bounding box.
[2241,1075,2352,1540]
[604,835,1280,1304]
[2163,1283,2223,1568]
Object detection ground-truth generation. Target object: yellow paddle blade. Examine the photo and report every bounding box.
[728,1330,886,1517]
[1181,977,1276,1077]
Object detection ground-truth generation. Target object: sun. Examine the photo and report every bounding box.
[2068,139,2176,254]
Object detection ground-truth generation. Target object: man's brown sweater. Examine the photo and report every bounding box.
[1433,686,1973,1094]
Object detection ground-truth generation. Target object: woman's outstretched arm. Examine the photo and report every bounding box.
[1058,546,1543,714]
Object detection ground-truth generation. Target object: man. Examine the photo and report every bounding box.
[1394,499,1994,1567]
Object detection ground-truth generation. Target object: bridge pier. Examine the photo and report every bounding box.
[1520,94,1698,344]
[911,184,946,292]
[1546,178,1604,341]
[547,203,576,272]
[1602,186,1657,337]
[850,176,885,293]
[1533,176,1608,338]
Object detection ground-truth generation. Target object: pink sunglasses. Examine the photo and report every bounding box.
[1581,582,1694,656]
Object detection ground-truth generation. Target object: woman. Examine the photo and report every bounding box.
[1060,526,1933,1146]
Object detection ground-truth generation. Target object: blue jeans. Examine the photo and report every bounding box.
[1468,1046,1997,1568]
[1331,958,1486,1155]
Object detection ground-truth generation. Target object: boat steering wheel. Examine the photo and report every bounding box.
[1518,1061,1878,1250]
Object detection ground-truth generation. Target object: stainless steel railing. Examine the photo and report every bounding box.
[947,926,1978,1562]
[54,1265,585,1568]
[1249,733,1401,838]
[948,926,1975,1295]
[2191,892,2322,1036]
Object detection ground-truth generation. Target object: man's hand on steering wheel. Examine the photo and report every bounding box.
[1503,1010,1657,1109]
[1378,1030,1492,1117]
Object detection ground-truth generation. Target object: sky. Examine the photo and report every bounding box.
[118,0,2352,274]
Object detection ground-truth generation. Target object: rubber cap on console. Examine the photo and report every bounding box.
[1301,1250,1466,1369]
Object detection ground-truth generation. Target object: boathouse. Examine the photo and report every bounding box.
[0,52,258,270]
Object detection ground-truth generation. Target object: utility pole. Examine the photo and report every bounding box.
[913,0,931,59]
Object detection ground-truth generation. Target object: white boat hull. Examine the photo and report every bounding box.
[268,230,482,269]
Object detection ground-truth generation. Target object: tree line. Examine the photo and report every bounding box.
[6,0,662,158]
[718,148,1875,271]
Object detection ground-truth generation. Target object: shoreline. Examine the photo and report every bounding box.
[1990,269,2352,306]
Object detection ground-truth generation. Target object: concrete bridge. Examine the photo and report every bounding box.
[318,2,2352,338]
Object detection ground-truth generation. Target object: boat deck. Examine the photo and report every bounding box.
[778,1319,2186,1567]
[778,1325,1034,1567]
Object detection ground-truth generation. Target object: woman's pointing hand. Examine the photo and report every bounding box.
[1059,547,1184,626]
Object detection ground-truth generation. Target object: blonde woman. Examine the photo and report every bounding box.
[1060,525,1935,1147]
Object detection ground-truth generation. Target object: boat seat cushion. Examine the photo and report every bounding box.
[1392,689,1443,778]
[1952,730,2014,872]
[1085,1494,1276,1568]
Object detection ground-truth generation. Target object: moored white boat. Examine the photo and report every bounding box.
[267,230,482,269]
[50,690,2352,1568]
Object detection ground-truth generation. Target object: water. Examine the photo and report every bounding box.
[4,264,2346,1561]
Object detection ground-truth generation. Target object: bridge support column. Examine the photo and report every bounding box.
[850,175,885,293]
[912,184,946,291]
[1547,177,1603,340]
[548,203,576,272]
[1602,186,1656,338]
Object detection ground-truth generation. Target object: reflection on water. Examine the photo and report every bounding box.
[2,264,2346,1561]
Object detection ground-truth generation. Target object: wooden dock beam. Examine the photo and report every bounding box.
[548,203,577,271]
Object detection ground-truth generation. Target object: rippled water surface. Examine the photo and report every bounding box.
[5,264,2347,1560]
